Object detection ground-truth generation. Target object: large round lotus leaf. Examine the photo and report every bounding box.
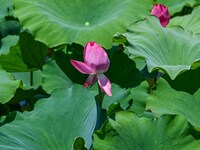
[93,112,200,150]
[156,0,196,16]
[125,16,200,80]
[13,0,153,48]
[169,6,200,34]
[0,86,97,150]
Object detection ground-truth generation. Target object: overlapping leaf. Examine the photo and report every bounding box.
[0,41,30,72]
[93,112,200,150]
[125,16,200,79]
[0,69,22,104]
[19,32,48,70]
[106,49,142,88]
[169,6,200,34]
[0,32,48,72]
[13,0,153,48]
[130,78,200,128]
[156,0,196,16]
[163,67,200,94]
[13,70,42,90]
[0,59,97,149]
[42,60,72,94]
[102,84,130,110]
[0,35,18,55]
[0,87,97,150]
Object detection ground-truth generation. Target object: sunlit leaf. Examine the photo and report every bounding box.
[13,0,153,48]
[125,16,200,80]
[169,6,200,34]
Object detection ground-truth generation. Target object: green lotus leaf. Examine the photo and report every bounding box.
[156,0,196,16]
[163,67,200,94]
[54,50,87,85]
[0,69,23,104]
[106,49,142,88]
[0,35,18,55]
[12,70,42,90]
[125,16,200,80]
[102,84,130,110]
[93,112,200,150]
[169,6,200,34]
[0,41,31,72]
[42,60,72,94]
[19,32,48,70]
[130,78,200,128]
[125,81,148,116]
[0,0,12,21]
[146,78,200,128]
[13,0,153,48]
[0,85,97,149]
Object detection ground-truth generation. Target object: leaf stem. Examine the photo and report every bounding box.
[95,85,106,130]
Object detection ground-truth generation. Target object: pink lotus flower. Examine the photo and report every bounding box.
[70,42,112,96]
[151,4,170,27]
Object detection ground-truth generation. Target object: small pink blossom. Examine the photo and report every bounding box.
[70,42,112,96]
[151,4,170,27]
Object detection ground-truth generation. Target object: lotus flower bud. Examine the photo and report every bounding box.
[151,4,170,27]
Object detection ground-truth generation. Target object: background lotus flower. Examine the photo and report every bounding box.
[151,4,170,27]
[70,42,112,96]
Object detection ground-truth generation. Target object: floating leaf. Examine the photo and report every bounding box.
[13,0,153,48]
